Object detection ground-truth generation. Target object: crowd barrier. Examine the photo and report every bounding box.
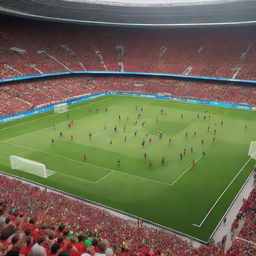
[0,91,255,123]
[0,70,256,85]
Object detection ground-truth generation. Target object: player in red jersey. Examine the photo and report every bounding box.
[183,148,186,155]
[161,156,165,165]
[190,147,193,153]
[148,160,152,168]
[89,132,92,139]
[83,153,87,161]
[208,126,210,132]
[212,137,216,143]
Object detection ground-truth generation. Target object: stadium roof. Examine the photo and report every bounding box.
[66,0,231,6]
[0,0,255,27]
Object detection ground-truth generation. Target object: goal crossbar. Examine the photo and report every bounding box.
[54,103,68,113]
[248,141,256,160]
[10,156,55,178]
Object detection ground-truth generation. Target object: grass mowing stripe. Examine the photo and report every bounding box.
[193,157,251,228]
[3,141,113,172]
[170,155,202,185]
[94,171,114,183]
[3,141,171,186]
[1,95,255,241]
[55,169,113,184]
[0,96,115,132]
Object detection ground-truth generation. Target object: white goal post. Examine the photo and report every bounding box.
[10,156,55,178]
[54,103,68,113]
[248,141,256,160]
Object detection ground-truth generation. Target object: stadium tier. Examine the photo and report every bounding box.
[0,76,256,117]
[0,175,255,256]
[0,16,255,80]
[0,5,256,256]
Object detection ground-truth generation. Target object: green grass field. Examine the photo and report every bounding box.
[0,95,255,242]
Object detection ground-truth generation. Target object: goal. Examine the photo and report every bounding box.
[248,141,256,160]
[54,103,68,113]
[10,156,55,178]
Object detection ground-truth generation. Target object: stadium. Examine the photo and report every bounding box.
[0,0,256,255]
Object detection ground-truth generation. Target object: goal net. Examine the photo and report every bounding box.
[10,156,55,178]
[54,103,68,113]
[248,141,256,160]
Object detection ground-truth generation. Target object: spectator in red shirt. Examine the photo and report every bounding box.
[47,243,61,256]
[23,218,36,234]
[75,235,86,253]
[56,224,65,237]
[20,237,33,256]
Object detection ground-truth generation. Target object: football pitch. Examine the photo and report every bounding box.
[0,95,255,242]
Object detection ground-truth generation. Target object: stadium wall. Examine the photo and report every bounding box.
[1,71,256,85]
[1,91,255,123]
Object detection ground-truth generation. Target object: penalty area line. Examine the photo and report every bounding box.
[2,141,170,186]
[192,157,251,228]
[170,155,202,186]
[56,169,113,184]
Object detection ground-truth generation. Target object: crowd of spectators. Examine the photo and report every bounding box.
[0,16,255,117]
[0,16,255,80]
[0,76,256,117]
[227,188,256,255]
[0,174,255,256]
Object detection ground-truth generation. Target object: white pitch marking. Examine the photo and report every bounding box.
[94,171,113,183]
[0,96,115,132]
[55,169,112,184]
[3,141,170,186]
[170,155,202,185]
[192,157,251,228]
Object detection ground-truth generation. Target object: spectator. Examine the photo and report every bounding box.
[48,243,61,256]
[96,240,109,256]
[31,236,47,256]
